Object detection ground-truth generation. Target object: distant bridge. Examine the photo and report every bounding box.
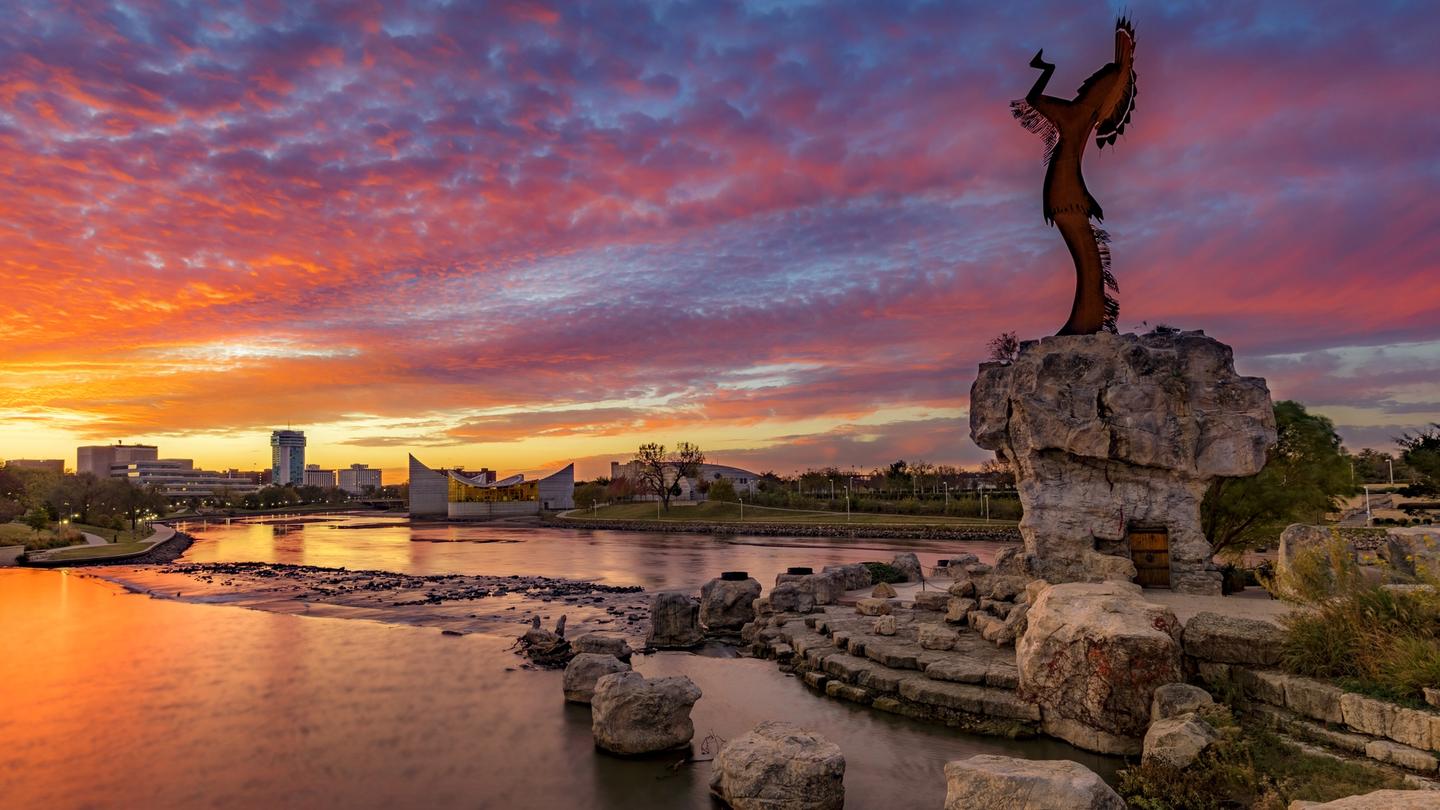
[354,497,404,510]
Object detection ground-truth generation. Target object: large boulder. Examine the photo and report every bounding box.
[700,576,762,633]
[769,582,813,614]
[648,592,704,649]
[971,330,1275,595]
[1017,581,1184,754]
[590,671,702,755]
[1279,524,1351,577]
[1182,611,1283,666]
[822,563,872,591]
[1381,531,1440,580]
[1142,712,1219,768]
[943,755,1125,810]
[562,653,631,704]
[709,721,845,810]
[891,552,923,582]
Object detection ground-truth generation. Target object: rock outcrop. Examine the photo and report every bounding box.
[590,671,702,755]
[562,653,631,703]
[648,591,704,649]
[943,755,1125,810]
[700,576,762,633]
[971,330,1276,594]
[709,721,845,810]
[1017,581,1184,754]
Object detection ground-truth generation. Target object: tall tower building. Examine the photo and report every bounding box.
[270,430,306,486]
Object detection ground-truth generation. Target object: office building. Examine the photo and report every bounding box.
[113,459,261,498]
[77,443,158,477]
[271,430,306,486]
[338,463,382,495]
[303,464,336,488]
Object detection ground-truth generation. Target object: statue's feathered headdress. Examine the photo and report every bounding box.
[1089,16,1136,149]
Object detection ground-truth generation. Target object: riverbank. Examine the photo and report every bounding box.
[550,516,1020,542]
[22,524,188,567]
[92,560,655,644]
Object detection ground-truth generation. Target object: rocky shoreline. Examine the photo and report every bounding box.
[549,517,1021,542]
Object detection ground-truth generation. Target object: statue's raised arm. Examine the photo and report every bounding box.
[1011,17,1137,335]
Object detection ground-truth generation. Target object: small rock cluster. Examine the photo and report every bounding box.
[939,549,1033,646]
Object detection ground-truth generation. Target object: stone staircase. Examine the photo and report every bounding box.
[752,602,1041,737]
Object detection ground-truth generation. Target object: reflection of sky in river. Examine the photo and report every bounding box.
[1,569,1116,809]
[175,515,1015,592]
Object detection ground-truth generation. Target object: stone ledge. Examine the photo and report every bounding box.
[1200,663,1440,763]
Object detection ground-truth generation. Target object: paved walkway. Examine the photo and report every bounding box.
[80,531,107,546]
[856,576,1293,624]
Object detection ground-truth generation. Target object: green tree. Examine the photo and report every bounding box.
[1397,424,1440,494]
[1202,401,1354,555]
[573,482,606,509]
[707,477,738,503]
[632,442,704,511]
[23,505,49,535]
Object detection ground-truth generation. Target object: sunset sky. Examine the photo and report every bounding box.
[2,0,1438,482]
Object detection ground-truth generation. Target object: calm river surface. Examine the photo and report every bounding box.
[1,517,1116,809]
[175,514,1015,591]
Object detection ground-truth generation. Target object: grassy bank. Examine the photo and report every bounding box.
[0,522,86,551]
[565,501,1018,527]
[72,522,148,544]
[43,541,154,561]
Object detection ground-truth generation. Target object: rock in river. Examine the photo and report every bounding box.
[709,721,845,810]
[647,591,704,649]
[699,576,762,633]
[562,653,630,704]
[590,671,702,755]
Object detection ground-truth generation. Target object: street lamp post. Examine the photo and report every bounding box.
[845,484,850,524]
[739,496,744,522]
[1388,458,1394,485]
[1364,485,1372,526]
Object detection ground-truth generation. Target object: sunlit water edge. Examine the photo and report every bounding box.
[1,519,1120,809]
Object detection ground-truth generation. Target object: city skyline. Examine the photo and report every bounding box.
[2,2,1437,482]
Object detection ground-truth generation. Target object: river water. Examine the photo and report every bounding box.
[1,517,1117,809]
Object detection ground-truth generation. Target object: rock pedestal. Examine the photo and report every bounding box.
[590,671,703,755]
[970,330,1275,594]
[1016,581,1184,755]
[709,721,845,810]
[699,576,762,633]
[648,592,704,649]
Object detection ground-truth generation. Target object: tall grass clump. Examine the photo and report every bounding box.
[1265,532,1440,704]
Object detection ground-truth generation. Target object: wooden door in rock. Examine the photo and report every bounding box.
[1129,529,1171,588]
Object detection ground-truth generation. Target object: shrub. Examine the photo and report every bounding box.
[861,562,905,584]
[1118,708,1402,810]
[1271,536,1440,703]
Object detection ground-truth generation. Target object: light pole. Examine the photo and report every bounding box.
[943,482,949,514]
[1388,458,1394,485]
[739,496,744,522]
[1364,485,1372,526]
[844,484,850,523]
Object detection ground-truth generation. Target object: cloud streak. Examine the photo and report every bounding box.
[1,0,1437,476]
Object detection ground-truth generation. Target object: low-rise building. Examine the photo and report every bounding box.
[337,463,382,494]
[4,458,65,475]
[609,461,759,501]
[303,464,337,489]
[408,454,573,517]
[77,443,158,477]
[113,459,261,499]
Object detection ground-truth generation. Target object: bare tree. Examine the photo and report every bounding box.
[633,442,705,511]
[987,331,1020,364]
